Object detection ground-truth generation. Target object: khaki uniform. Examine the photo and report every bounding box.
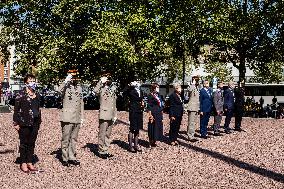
[185,84,200,139]
[94,81,117,155]
[59,82,84,162]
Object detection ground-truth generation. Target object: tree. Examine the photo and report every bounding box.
[208,1,283,82]
[0,0,165,87]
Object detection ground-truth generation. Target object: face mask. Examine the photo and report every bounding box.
[26,82,36,91]
[155,87,159,93]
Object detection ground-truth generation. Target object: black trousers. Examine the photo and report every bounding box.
[235,111,243,129]
[19,124,39,163]
[169,116,182,142]
[224,109,234,131]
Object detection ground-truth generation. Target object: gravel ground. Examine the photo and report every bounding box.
[0,109,283,189]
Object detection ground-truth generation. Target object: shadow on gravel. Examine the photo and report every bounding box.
[0,149,14,154]
[112,139,150,151]
[82,143,103,158]
[50,149,63,162]
[179,141,284,183]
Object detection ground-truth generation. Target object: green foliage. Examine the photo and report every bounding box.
[252,61,284,84]
[0,0,284,86]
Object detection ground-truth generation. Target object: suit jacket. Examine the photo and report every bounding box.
[199,87,213,113]
[94,81,117,121]
[13,89,42,127]
[59,82,84,124]
[128,87,143,113]
[234,87,245,111]
[185,84,200,112]
[169,92,184,118]
[224,88,235,110]
[213,88,224,112]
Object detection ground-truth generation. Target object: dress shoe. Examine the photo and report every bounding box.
[200,135,208,139]
[62,161,69,167]
[68,160,80,166]
[225,130,232,134]
[20,167,30,174]
[128,147,136,153]
[106,153,114,158]
[214,132,222,136]
[235,128,245,132]
[134,146,142,152]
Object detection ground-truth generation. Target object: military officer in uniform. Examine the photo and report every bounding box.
[59,70,84,167]
[185,76,200,142]
[94,74,117,159]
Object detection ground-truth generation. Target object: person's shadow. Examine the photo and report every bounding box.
[82,143,102,158]
[50,148,63,162]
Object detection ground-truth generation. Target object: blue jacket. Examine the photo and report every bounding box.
[199,87,213,113]
[224,88,235,110]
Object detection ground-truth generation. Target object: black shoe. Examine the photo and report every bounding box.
[62,161,69,167]
[134,147,142,152]
[200,135,208,139]
[106,153,114,158]
[225,130,232,134]
[98,153,108,159]
[214,132,222,136]
[235,128,245,132]
[128,147,137,153]
[68,160,80,166]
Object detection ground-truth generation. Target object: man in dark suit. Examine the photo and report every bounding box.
[199,80,213,139]
[234,80,245,131]
[224,81,235,134]
[169,83,184,145]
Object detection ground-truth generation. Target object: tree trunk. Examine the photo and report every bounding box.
[239,57,246,83]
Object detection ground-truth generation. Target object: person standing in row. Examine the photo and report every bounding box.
[213,81,224,136]
[147,83,164,147]
[13,74,41,173]
[224,81,235,134]
[94,74,117,159]
[168,83,184,145]
[199,80,213,139]
[59,70,84,167]
[186,76,200,142]
[127,80,144,153]
[234,80,245,132]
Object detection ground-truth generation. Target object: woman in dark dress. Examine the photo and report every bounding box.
[147,83,164,147]
[13,74,41,174]
[128,81,144,153]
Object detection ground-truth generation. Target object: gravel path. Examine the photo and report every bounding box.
[0,109,283,189]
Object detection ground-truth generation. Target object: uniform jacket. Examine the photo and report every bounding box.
[128,87,144,114]
[213,88,224,112]
[94,81,117,121]
[186,84,200,112]
[199,87,213,113]
[224,88,235,110]
[13,89,42,127]
[169,92,184,118]
[59,82,84,124]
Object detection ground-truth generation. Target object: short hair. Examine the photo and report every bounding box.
[173,83,181,89]
[150,83,159,92]
[24,74,36,84]
[228,81,234,86]
[202,80,209,84]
